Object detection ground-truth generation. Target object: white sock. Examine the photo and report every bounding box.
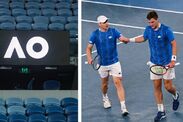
[172,91,178,100]
[157,104,164,112]
[103,94,108,99]
[120,101,126,110]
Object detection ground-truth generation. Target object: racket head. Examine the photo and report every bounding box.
[150,65,167,75]
[92,54,101,70]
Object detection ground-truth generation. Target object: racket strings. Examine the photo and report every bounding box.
[151,66,167,75]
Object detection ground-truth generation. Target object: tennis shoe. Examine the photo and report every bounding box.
[154,111,166,122]
[173,92,179,111]
[121,108,129,116]
[103,97,111,109]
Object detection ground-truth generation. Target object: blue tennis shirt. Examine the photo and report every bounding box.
[144,24,174,65]
[89,28,121,66]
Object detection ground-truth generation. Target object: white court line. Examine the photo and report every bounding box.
[82,0,183,15]
[81,19,183,57]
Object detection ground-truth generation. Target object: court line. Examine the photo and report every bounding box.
[82,0,183,15]
[81,19,183,57]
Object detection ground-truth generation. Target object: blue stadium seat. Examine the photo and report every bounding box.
[8,113,27,122]
[16,15,32,23]
[0,8,11,16]
[41,2,55,9]
[33,16,49,24]
[61,97,78,108]
[10,2,24,9]
[0,98,5,106]
[67,114,78,122]
[56,2,70,10]
[10,0,25,2]
[16,23,32,30]
[0,2,9,9]
[0,113,7,122]
[25,2,40,10]
[42,9,57,17]
[0,22,15,30]
[0,106,6,115]
[47,113,66,122]
[73,9,78,16]
[50,16,67,24]
[57,0,71,3]
[65,23,77,30]
[7,106,25,115]
[67,16,77,23]
[64,105,78,115]
[28,114,46,122]
[45,105,64,115]
[26,105,45,115]
[27,9,41,17]
[0,15,15,23]
[25,0,42,2]
[71,3,78,10]
[43,98,60,107]
[42,0,57,2]
[43,80,61,90]
[48,23,65,30]
[11,8,26,17]
[58,9,72,17]
[24,98,42,107]
[32,23,48,30]
[6,97,23,107]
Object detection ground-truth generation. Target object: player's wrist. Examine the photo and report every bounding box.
[171,55,177,61]
[129,38,135,42]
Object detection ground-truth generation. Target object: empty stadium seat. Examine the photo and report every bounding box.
[0,98,5,106]
[7,106,25,115]
[42,9,57,17]
[0,8,11,16]
[33,16,49,24]
[0,106,6,115]
[27,9,41,17]
[67,114,78,122]
[16,23,32,30]
[65,23,77,30]
[56,2,70,10]
[16,15,32,23]
[0,15,15,23]
[42,0,57,2]
[0,114,7,122]
[50,16,67,24]
[61,97,78,108]
[48,23,65,30]
[10,2,24,9]
[28,114,46,122]
[25,0,42,2]
[67,16,78,23]
[0,2,9,9]
[45,105,64,115]
[8,113,27,122]
[64,105,78,115]
[11,8,26,17]
[24,98,42,107]
[32,23,48,30]
[25,2,40,10]
[43,98,60,107]
[26,105,45,115]
[43,80,61,90]
[41,2,55,9]
[0,22,15,30]
[6,97,23,107]
[47,113,66,122]
[58,9,72,17]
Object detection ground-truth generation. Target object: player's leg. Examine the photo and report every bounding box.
[98,66,111,108]
[153,79,166,121]
[164,79,179,111]
[110,62,128,116]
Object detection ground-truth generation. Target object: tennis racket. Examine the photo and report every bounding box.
[150,62,180,75]
[85,54,101,70]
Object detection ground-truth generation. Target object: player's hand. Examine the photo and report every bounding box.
[167,61,175,68]
[87,58,93,65]
[122,38,130,44]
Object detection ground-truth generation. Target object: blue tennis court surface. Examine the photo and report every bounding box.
[81,0,183,122]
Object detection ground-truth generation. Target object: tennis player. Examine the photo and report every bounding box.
[86,15,129,116]
[127,10,179,121]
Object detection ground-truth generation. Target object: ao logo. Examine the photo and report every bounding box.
[4,36,49,59]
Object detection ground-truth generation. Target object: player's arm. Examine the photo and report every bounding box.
[119,36,129,43]
[169,40,177,67]
[129,35,147,43]
[86,43,93,64]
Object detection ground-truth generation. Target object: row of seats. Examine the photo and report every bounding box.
[0,97,78,108]
[0,1,78,10]
[0,0,77,3]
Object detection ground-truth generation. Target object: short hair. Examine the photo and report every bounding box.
[146,11,158,20]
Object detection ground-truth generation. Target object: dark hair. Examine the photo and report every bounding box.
[146,11,158,20]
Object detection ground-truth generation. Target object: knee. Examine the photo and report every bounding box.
[164,83,172,91]
[114,79,121,87]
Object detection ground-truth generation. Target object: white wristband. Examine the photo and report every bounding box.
[171,55,177,61]
[129,38,135,42]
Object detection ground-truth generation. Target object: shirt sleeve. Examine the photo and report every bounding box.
[89,31,96,44]
[114,28,122,39]
[143,26,149,40]
[166,27,175,42]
